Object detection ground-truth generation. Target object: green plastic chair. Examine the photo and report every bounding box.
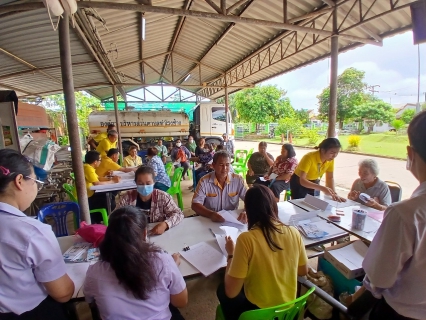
[234,149,248,166]
[167,167,184,210]
[69,172,75,181]
[215,287,315,320]
[62,183,109,226]
[165,162,174,179]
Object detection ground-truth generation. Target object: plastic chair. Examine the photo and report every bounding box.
[234,149,248,166]
[385,180,402,203]
[215,287,315,320]
[38,202,80,237]
[165,162,174,179]
[167,167,184,210]
[62,183,109,226]
[234,150,252,179]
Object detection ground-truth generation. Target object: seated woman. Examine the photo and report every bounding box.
[96,148,136,178]
[254,143,298,202]
[84,206,188,320]
[146,147,171,192]
[348,159,391,211]
[123,145,142,168]
[171,139,191,180]
[217,185,308,320]
[190,143,215,182]
[195,138,206,156]
[246,141,274,186]
[124,166,184,235]
[0,149,74,320]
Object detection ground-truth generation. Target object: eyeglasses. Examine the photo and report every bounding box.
[26,176,44,191]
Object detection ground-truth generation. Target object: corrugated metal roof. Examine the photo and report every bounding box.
[0,0,417,100]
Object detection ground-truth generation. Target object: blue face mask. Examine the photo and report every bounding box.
[137,184,154,196]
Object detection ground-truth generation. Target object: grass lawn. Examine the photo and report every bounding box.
[254,133,408,159]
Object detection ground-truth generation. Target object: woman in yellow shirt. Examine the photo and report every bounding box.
[123,145,143,168]
[290,138,345,201]
[217,185,308,320]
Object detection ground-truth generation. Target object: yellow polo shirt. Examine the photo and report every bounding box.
[123,155,142,168]
[294,150,334,180]
[228,224,308,308]
[93,132,108,143]
[84,163,99,197]
[96,138,117,159]
[95,157,121,178]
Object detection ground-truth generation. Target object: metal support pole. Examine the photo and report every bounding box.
[224,85,229,135]
[328,2,338,138]
[58,13,91,223]
[112,85,123,157]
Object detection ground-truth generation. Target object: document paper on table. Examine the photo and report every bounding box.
[218,210,244,227]
[215,226,240,257]
[180,242,227,277]
[289,213,346,239]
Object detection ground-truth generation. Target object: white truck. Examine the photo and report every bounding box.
[88,102,233,150]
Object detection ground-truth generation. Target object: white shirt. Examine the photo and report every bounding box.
[362,181,426,319]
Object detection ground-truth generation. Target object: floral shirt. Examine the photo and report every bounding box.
[271,156,298,182]
[147,155,171,187]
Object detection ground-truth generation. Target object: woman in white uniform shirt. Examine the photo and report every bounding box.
[358,111,426,319]
[0,149,74,320]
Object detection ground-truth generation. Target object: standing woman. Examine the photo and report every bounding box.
[84,206,187,320]
[217,185,308,320]
[0,149,74,319]
[123,145,142,168]
[146,147,171,192]
[290,138,345,201]
[246,141,274,186]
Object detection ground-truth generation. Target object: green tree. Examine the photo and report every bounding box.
[43,92,101,137]
[351,100,395,133]
[294,109,310,124]
[233,85,294,130]
[391,119,405,135]
[401,109,415,124]
[275,118,303,142]
[317,67,367,129]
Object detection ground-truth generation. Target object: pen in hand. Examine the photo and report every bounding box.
[209,228,216,237]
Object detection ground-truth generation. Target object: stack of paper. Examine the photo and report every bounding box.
[288,213,346,239]
[215,226,240,257]
[297,221,329,239]
[218,210,245,229]
[63,242,92,262]
[180,242,227,276]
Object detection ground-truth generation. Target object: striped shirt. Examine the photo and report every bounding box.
[192,172,247,212]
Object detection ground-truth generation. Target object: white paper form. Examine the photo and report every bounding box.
[65,262,91,298]
[112,171,135,180]
[327,241,368,270]
[215,226,240,256]
[180,242,227,276]
[218,210,244,227]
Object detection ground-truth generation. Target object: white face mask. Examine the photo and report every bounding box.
[176,142,182,147]
[189,139,193,143]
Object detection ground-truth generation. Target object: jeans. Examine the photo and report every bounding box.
[290,174,320,199]
[154,182,169,192]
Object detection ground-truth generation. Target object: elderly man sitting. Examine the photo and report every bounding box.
[191,151,247,223]
[348,158,392,211]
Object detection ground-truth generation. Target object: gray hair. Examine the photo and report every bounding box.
[359,159,379,176]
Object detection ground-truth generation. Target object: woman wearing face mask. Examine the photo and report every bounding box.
[186,135,197,157]
[347,159,391,211]
[0,149,74,319]
[290,138,346,201]
[347,111,426,320]
[146,147,171,192]
[171,139,191,179]
[127,166,183,235]
[84,206,188,320]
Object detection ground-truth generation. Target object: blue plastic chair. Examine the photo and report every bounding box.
[38,202,80,237]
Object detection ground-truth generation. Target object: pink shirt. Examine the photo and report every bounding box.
[0,202,67,314]
[84,252,186,320]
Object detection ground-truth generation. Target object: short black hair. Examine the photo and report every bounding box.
[213,151,230,163]
[107,124,116,130]
[147,147,158,157]
[135,166,155,181]
[85,151,100,164]
[282,143,296,158]
[0,149,33,194]
[316,138,341,151]
[107,148,119,157]
[408,111,426,163]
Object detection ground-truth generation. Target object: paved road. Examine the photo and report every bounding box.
[235,140,417,200]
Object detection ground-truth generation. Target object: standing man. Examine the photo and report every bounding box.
[88,124,116,150]
[222,133,235,157]
[155,139,168,164]
[192,151,247,223]
[96,130,118,159]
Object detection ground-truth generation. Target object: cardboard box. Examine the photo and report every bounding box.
[323,240,368,280]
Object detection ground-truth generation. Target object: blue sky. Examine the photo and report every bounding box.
[264,31,426,110]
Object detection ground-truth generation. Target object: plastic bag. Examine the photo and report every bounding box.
[303,269,334,319]
[76,222,107,247]
[22,139,61,171]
